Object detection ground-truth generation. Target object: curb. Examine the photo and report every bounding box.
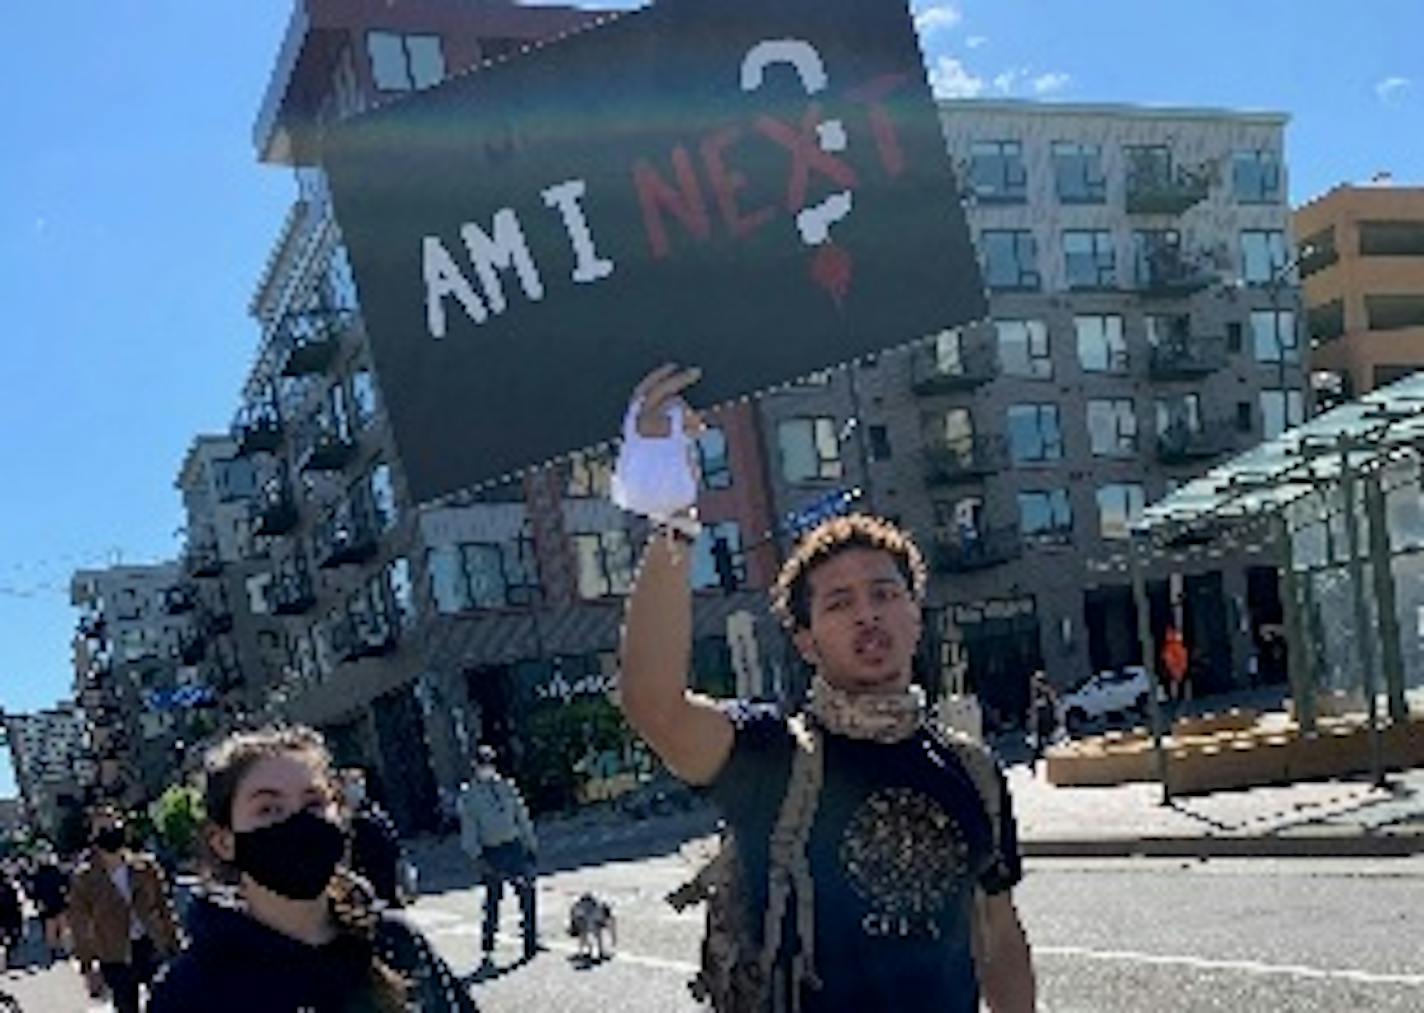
[1022,831,1424,860]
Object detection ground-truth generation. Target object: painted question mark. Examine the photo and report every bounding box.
[740,40,854,248]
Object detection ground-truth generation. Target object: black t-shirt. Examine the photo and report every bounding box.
[708,706,1022,1013]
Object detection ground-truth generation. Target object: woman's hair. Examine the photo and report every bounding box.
[770,514,928,632]
[200,724,408,1013]
[202,724,333,831]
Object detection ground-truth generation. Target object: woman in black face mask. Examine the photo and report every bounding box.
[149,725,478,1013]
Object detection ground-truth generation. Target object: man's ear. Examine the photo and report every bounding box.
[792,628,820,667]
[208,825,236,864]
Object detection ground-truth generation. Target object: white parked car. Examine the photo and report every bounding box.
[1059,666,1151,734]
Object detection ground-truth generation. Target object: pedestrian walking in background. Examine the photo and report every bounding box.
[29,852,71,963]
[67,808,181,1013]
[149,725,477,1013]
[457,745,539,974]
[341,767,405,907]
[1029,672,1059,775]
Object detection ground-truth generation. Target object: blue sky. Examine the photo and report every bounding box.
[0,1,1419,799]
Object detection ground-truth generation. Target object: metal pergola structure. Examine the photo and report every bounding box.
[1097,372,1424,800]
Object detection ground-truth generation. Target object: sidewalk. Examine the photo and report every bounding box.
[1008,763,1424,858]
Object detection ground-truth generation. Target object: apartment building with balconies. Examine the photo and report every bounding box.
[1296,183,1424,407]
[69,564,212,806]
[757,100,1305,724]
[0,704,87,840]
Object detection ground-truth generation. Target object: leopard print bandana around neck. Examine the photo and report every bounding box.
[805,674,926,744]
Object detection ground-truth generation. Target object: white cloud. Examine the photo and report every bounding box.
[966,35,989,49]
[1032,72,1072,95]
[1376,76,1411,102]
[992,67,1028,95]
[929,56,984,99]
[914,3,962,34]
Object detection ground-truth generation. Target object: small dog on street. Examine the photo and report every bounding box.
[568,893,617,962]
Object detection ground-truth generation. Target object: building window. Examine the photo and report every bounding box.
[573,530,635,599]
[691,522,746,591]
[369,464,397,533]
[1007,403,1064,464]
[969,140,1027,203]
[325,245,359,311]
[426,546,467,614]
[1260,389,1305,439]
[1075,315,1128,374]
[1155,394,1202,437]
[778,418,842,483]
[1226,321,1244,354]
[1132,229,1182,288]
[566,448,615,498]
[923,407,976,453]
[1018,490,1073,544]
[213,458,257,502]
[981,230,1040,291]
[1241,230,1290,285]
[1251,310,1300,364]
[351,370,378,430]
[1359,220,1424,257]
[1236,401,1254,433]
[367,32,446,92]
[460,544,509,609]
[868,425,893,461]
[996,320,1052,379]
[1232,150,1283,204]
[696,427,732,490]
[1052,142,1105,204]
[1087,399,1139,458]
[933,496,983,532]
[388,558,415,630]
[1124,145,1173,191]
[1096,484,1146,540]
[1063,230,1117,289]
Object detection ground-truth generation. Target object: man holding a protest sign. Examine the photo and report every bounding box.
[617,365,1036,1012]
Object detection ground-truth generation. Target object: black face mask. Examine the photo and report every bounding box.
[234,810,346,901]
[93,828,126,853]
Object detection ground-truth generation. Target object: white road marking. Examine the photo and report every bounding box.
[1037,945,1424,987]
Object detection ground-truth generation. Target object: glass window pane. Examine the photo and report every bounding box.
[997,320,1052,379]
[813,418,842,478]
[462,544,506,608]
[697,427,732,490]
[426,546,468,614]
[388,558,415,628]
[351,370,378,429]
[405,35,446,90]
[1075,315,1127,373]
[367,32,410,91]
[778,420,816,483]
[604,530,634,594]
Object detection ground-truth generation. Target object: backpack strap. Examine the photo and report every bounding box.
[928,725,1004,864]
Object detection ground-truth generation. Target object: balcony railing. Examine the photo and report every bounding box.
[1149,334,1229,380]
[1126,163,1213,215]
[922,435,1008,487]
[275,308,350,377]
[331,613,398,662]
[297,424,357,473]
[185,542,224,579]
[911,337,999,395]
[233,403,284,458]
[271,570,317,616]
[172,630,207,666]
[1299,243,1339,278]
[1157,420,1238,465]
[931,525,1024,573]
[161,586,196,616]
[251,478,299,537]
[314,503,380,569]
[1136,246,1219,297]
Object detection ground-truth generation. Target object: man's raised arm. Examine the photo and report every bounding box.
[616,365,734,786]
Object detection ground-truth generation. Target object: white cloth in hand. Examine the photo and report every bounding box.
[610,399,698,522]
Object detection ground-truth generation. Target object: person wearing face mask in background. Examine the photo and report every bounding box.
[149,725,477,1013]
[456,745,539,974]
[67,808,181,1013]
[341,767,404,908]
